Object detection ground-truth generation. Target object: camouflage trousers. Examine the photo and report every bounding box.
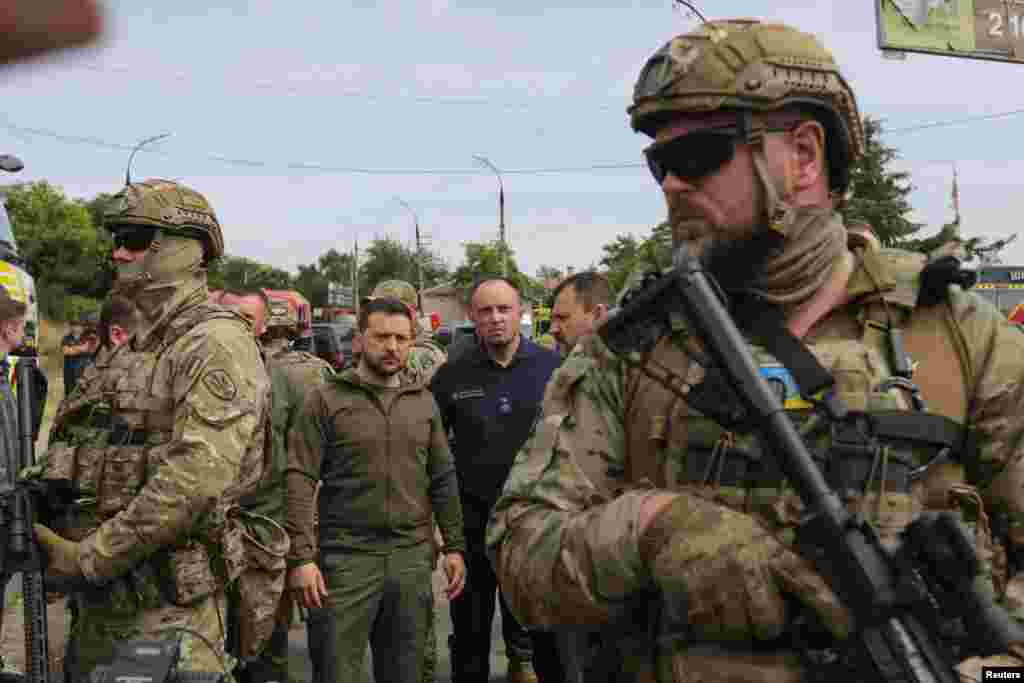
[227,593,290,683]
[67,585,231,682]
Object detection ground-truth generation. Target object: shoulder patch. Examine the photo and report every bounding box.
[202,368,238,401]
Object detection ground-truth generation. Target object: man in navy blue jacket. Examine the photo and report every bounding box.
[431,278,561,683]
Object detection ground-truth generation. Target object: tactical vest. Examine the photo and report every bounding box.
[602,249,994,683]
[42,303,267,610]
[620,249,984,550]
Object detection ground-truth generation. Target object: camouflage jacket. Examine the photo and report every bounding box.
[401,334,446,387]
[43,293,272,585]
[487,242,1024,640]
[252,342,333,525]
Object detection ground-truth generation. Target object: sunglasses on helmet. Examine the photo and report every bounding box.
[644,121,803,186]
[111,229,156,252]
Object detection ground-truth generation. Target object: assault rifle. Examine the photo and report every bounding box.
[0,357,53,683]
[599,247,1024,682]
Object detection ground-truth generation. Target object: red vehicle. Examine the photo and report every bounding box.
[1009,302,1024,326]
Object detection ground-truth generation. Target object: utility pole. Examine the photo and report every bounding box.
[395,196,425,311]
[473,155,506,277]
[952,164,961,228]
[352,237,359,315]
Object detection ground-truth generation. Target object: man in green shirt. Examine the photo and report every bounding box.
[286,297,466,683]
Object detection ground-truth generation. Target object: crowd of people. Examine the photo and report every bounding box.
[19,183,615,683]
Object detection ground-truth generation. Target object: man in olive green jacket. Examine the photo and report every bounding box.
[285,297,466,683]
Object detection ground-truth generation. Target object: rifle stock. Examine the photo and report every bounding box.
[599,253,1024,682]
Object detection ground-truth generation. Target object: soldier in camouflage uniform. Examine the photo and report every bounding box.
[33,179,272,680]
[487,20,1024,682]
[226,290,333,683]
[368,280,447,683]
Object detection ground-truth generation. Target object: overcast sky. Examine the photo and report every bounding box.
[3,0,1023,275]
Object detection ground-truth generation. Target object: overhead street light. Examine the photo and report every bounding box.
[472,155,507,277]
[125,132,171,185]
[394,196,425,311]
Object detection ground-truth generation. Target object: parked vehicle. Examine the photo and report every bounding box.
[312,317,357,371]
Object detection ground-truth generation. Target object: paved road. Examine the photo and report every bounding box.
[287,568,510,683]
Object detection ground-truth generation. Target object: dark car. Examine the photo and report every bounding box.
[313,318,357,371]
[445,320,478,363]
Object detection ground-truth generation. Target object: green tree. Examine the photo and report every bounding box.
[358,237,449,295]
[452,241,524,290]
[208,255,293,291]
[4,181,111,318]
[843,116,922,247]
[294,263,329,307]
[80,192,118,231]
[535,265,564,282]
[318,248,356,288]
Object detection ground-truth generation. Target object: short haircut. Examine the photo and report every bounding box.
[0,286,26,324]
[358,297,414,333]
[551,272,612,312]
[469,277,521,307]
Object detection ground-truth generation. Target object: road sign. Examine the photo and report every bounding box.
[876,0,1024,63]
[328,283,353,307]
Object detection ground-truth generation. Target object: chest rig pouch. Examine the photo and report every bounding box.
[679,297,976,546]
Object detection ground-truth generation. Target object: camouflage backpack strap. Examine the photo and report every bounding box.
[852,247,981,517]
[851,247,974,423]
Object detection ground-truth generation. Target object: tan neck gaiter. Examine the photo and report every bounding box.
[746,206,849,306]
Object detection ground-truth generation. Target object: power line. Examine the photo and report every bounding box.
[67,61,626,112]
[884,108,1024,135]
[60,61,1024,127]
[1,120,644,175]
[4,107,1024,177]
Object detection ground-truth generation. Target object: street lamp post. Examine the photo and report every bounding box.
[394,197,425,311]
[125,133,171,184]
[472,155,506,277]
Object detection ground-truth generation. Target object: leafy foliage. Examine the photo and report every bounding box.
[843,116,922,247]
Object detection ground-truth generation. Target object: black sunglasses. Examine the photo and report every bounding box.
[644,123,800,186]
[644,130,739,186]
[112,229,156,251]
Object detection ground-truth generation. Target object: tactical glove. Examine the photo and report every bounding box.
[34,523,84,588]
[640,494,853,642]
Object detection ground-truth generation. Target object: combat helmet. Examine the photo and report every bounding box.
[264,291,300,331]
[630,19,864,199]
[371,280,419,310]
[104,179,225,261]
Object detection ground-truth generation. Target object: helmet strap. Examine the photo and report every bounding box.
[742,109,794,238]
